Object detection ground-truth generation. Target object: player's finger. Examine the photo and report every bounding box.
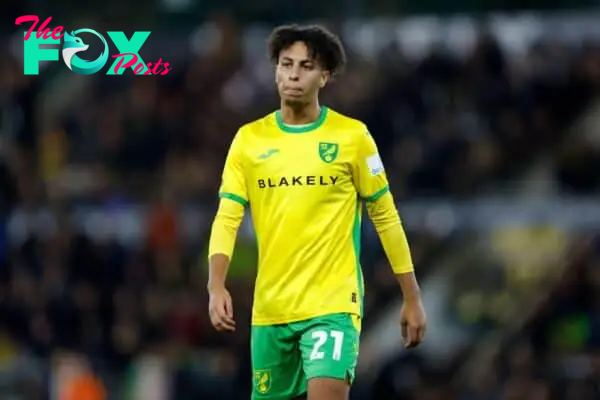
[209,303,234,331]
[417,325,426,343]
[216,305,236,329]
[406,326,419,348]
[212,312,234,331]
[209,308,219,326]
[218,305,236,326]
[212,314,222,330]
[224,293,234,319]
[221,315,236,329]
[400,320,408,343]
[217,317,236,331]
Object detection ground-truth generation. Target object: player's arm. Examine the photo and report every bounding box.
[208,199,245,290]
[207,131,248,331]
[352,128,426,347]
[365,192,417,294]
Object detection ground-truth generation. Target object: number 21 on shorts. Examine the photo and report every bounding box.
[310,330,344,361]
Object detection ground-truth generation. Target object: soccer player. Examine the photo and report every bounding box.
[207,24,426,400]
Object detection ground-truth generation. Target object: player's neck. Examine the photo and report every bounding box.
[279,102,321,125]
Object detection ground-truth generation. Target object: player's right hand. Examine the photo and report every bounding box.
[208,287,236,332]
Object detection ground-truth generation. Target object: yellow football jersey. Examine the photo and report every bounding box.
[219,106,389,325]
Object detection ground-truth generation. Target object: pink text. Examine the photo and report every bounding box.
[15,15,64,41]
[112,53,172,75]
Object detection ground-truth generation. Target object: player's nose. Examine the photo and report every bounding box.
[288,65,300,80]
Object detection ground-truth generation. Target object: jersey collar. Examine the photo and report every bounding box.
[275,106,328,134]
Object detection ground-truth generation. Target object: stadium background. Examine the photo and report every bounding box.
[1,0,600,398]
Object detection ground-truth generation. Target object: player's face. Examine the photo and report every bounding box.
[275,41,329,104]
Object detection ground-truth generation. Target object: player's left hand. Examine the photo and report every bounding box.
[400,297,426,349]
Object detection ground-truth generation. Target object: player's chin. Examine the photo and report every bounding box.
[282,95,307,106]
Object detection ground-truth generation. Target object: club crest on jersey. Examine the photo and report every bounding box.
[254,370,272,394]
[318,142,339,163]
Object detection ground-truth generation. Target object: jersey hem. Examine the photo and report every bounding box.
[251,308,361,326]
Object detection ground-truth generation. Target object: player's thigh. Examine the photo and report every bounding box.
[298,313,361,385]
[251,324,307,399]
[307,377,349,400]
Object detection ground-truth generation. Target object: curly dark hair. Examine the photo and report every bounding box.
[267,24,347,77]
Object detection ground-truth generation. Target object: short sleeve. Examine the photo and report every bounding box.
[352,129,390,202]
[218,131,249,207]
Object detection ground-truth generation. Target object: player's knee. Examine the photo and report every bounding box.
[307,377,349,400]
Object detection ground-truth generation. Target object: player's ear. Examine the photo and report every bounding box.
[319,71,330,88]
[274,59,281,84]
[274,67,282,85]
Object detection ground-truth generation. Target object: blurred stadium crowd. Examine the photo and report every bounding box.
[372,234,600,400]
[1,10,600,400]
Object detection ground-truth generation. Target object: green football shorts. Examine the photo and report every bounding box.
[251,313,361,399]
